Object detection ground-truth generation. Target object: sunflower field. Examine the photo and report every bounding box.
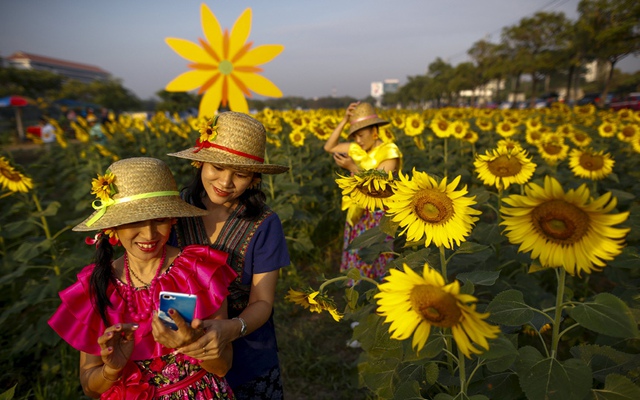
[1,104,639,399]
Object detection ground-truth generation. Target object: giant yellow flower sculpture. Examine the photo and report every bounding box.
[165,4,284,115]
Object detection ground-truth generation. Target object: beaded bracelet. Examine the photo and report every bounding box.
[101,364,122,382]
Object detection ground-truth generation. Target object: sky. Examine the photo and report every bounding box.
[1,0,638,100]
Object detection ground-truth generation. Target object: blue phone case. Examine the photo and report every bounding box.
[158,291,197,330]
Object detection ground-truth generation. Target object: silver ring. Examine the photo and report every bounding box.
[202,346,207,355]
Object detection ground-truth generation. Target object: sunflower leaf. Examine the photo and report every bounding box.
[485,290,535,326]
[591,374,640,399]
[568,293,640,338]
[456,270,500,286]
[570,344,640,383]
[518,356,592,400]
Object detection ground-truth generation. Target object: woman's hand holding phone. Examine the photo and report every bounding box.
[151,292,204,349]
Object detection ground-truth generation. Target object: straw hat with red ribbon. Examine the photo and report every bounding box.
[169,111,289,174]
[347,102,389,137]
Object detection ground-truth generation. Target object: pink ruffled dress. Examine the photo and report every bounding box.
[48,245,237,400]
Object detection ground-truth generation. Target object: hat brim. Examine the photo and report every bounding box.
[168,147,289,174]
[348,119,389,137]
[73,196,209,231]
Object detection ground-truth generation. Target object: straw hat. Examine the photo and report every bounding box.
[73,157,208,231]
[169,111,289,174]
[347,102,389,137]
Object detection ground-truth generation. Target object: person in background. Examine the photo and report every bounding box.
[323,101,402,280]
[169,111,290,399]
[39,116,56,145]
[48,157,237,399]
[87,114,106,144]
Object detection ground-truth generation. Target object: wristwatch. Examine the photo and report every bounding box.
[233,317,247,337]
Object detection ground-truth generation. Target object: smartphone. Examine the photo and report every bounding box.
[158,291,197,330]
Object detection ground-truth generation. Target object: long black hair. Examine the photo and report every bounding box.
[89,235,116,326]
[181,166,267,220]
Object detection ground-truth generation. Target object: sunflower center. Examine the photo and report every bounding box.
[413,189,454,224]
[579,153,604,171]
[531,199,589,243]
[542,143,562,155]
[357,182,394,198]
[0,168,21,182]
[410,284,462,327]
[621,126,635,138]
[219,60,233,75]
[487,155,523,177]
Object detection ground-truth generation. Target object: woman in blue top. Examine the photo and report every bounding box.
[169,111,290,399]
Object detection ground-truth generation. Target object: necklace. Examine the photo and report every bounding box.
[128,266,151,286]
[122,246,167,322]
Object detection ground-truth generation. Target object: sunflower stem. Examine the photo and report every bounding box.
[439,245,448,282]
[318,275,378,293]
[457,346,467,395]
[443,137,448,177]
[551,268,567,358]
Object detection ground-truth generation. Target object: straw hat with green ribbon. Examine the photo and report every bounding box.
[73,157,208,231]
[347,102,389,137]
[169,111,289,174]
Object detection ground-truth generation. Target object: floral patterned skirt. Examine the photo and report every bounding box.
[340,209,395,280]
[101,353,234,399]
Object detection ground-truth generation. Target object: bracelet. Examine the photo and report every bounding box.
[101,364,122,382]
[232,316,247,337]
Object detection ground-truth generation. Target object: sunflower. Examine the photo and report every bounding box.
[475,118,493,132]
[525,128,544,146]
[449,120,468,139]
[597,121,617,138]
[165,4,283,115]
[500,176,630,276]
[0,157,33,193]
[568,148,614,181]
[391,114,406,130]
[568,129,592,147]
[285,289,343,321]
[285,288,322,312]
[474,147,536,190]
[289,128,306,147]
[197,116,219,144]
[496,138,523,151]
[617,124,638,143]
[404,113,425,136]
[525,117,543,132]
[374,263,501,357]
[379,125,396,143]
[386,170,481,249]
[462,130,479,144]
[536,135,569,165]
[336,169,395,211]
[495,120,518,137]
[91,172,116,202]
[430,117,451,138]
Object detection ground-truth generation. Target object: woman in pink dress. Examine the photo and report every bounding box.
[48,157,237,399]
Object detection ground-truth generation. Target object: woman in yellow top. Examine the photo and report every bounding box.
[323,102,402,279]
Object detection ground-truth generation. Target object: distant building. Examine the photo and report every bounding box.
[383,79,399,94]
[371,79,399,98]
[6,51,110,83]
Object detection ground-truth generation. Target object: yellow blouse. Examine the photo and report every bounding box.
[342,142,403,226]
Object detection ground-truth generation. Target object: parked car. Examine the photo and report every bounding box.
[577,92,614,107]
[609,93,640,111]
